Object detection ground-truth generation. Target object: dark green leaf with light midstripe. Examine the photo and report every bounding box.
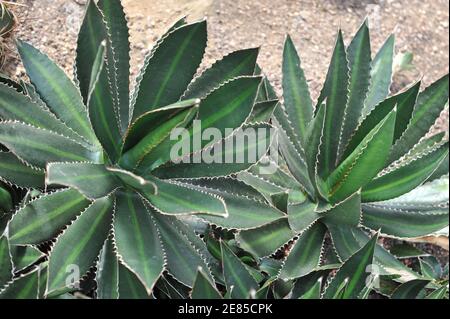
[191,268,222,299]
[0,236,13,289]
[0,268,39,299]
[338,21,372,160]
[323,233,377,299]
[362,143,449,202]
[288,199,319,233]
[152,212,213,287]
[142,178,227,217]
[342,81,420,159]
[388,74,449,164]
[47,163,121,199]
[132,21,207,119]
[0,152,44,189]
[17,40,99,147]
[280,222,327,280]
[46,196,114,295]
[10,245,44,272]
[237,218,295,258]
[361,35,395,118]
[0,83,90,147]
[96,237,119,299]
[9,189,91,245]
[114,191,164,292]
[118,263,150,299]
[326,109,396,203]
[0,122,103,168]
[362,203,449,238]
[317,30,349,178]
[183,48,259,100]
[282,35,313,145]
[98,0,131,132]
[221,241,258,299]
[75,0,107,104]
[87,44,122,162]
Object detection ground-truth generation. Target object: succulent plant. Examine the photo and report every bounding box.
[0,0,279,298]
[236,20,449,298]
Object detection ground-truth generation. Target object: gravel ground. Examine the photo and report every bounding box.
[1,0,449,262]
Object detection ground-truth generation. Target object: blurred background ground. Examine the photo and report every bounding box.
[1,0,449,261]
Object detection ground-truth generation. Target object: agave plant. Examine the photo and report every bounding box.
[236,20,449,298]
[0,0,281,298]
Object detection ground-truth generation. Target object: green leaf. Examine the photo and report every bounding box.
[362,35,395,118]
[388,74,449,163]
[0,122,103,168]
[362,143,449,202]
[132,21,207,119]
[317,30,349,178]
[152,212,213,287]
[305,102,326,197]
[191,268,222,299]
[194,76,262,143]
[0,236,13,289]
[0,184,12,214]
[322,191,361,227]
[181,179,285,230]
[118,262,150,299]
[9,189,91,245]
[98,0,131,133]
[329,226,422,282]
[0,83,90,147]
[361,203,448,238]
[96,237,119,299]
[290,271,327,299]
[142,178,227,217]
[323,233,377,299]
[128,75,262,173]
[375,176,448,208]
[391,279,429,299]
[237,218,295,258]
[75,0,107,104]
[46,196,114,295]
[10,245,44,271]
[0,268,40,299]
[273,110,315,197]
[183,48,259,100]
[342,81,421,159]
[280,222,327,280]
[122,99,199,153]
[120,107,196,172]
[326,108,396,203]
[17,40,99,147]
[87,43,122,162]
[107,167,157,195]
[0,152,44,189]
[282,35,313,145]
[221,241,258,299]
[249,100,278,123]
[114,191,164,293]
[288,198,319,233]
[338,20,372,161]
[299,278,322,299]
[153,123,273,179]
[46,163,120,199]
